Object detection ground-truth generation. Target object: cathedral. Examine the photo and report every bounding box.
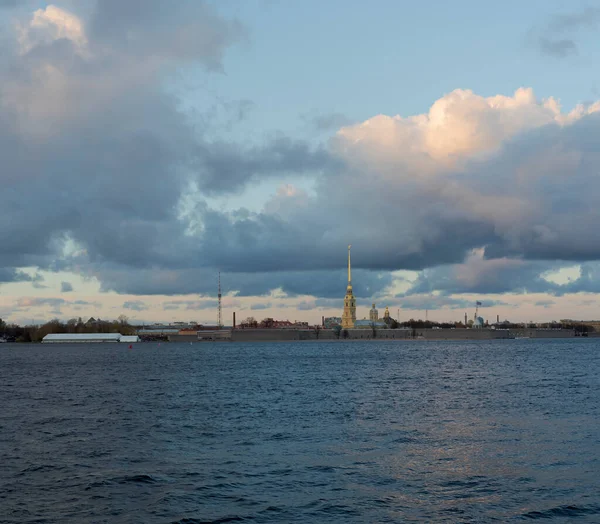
[341,245,356,329]
[341,245,392,329]
[370,304,390,323]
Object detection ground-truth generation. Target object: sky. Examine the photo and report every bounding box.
[2,0,600,326]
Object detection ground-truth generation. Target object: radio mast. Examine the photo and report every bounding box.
[217,271,222,329]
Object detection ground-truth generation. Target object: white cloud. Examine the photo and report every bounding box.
[334,87,600,172]
[18,5,88,55]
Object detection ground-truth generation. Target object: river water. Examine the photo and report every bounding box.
[1,339,599,523]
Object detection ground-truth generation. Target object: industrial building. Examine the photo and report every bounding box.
[41,333,139,343]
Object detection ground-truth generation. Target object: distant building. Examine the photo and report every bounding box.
[369,304,379,322]
[42,333,123,343]
[561,319,600,331]
[324,317,342,328]
[354,319,387,329]
[119,335,140,343]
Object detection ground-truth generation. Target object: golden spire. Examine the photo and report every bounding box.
[342,244,356,329]
[348,244,352,284]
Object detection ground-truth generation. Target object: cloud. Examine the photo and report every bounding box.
[395,295,509,312]
[14,297,66,308]
[123,300,148,311]
[13,297,99,308]
[61,281,74,292]
[0,3,336,289]
[537,37,577,58]
[89,0,246,71]
[6,5,600,303]
[306,112,353,131]
[162,299,219,311]
[406,250,560,296]
[94,267,392,298]
[18,5,88,55]
[535,300,555,308]
[192,136,337,194]
[548,7,600,32]
[250,302,271,310]
[0,268,38,283]
[534,7,600,57]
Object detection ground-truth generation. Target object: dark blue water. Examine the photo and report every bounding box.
[1,339,599,523]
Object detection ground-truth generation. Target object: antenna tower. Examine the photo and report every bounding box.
[217,271,222,329]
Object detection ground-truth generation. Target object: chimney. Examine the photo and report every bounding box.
[233,312,236,329]
[322,315,325,327]
[497,314,499,323]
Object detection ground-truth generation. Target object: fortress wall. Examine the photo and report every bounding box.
[231,328,412,342]
[199,327,575,342]
[511,329,574,338]
[532,329,574,338]
[417,328,510,340]
[345,329,412,340]
[168,334,199,342]
[231,329,300,342]
[299,330,336,340]
[298,329,412,340]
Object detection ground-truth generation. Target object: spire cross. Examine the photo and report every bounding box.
[348,244,352,284]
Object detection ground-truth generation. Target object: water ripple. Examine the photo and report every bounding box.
[1,339,600,523]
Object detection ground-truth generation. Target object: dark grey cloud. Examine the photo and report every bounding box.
[46,103,600,298]
[554,263,600,295]
[5,3,600,305]
[61,281,74,292]
[22,298,65,307]
[404,256,600,298]
[11,297,100,317]
[0,268,37,283]
[89,0,246,70]
[250,302,271,310]
[406,259,559,296]
[534,7,600,57]
[72,300,99,306]
[538,37,577,58]
[94,267,392,299]
[0,1,341,290]
[193,136,339,194]
[548,7,600,32]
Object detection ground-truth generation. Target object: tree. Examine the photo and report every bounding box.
[370,322,377,338]
[342,329,349,339]
[0,318,6,333]
[241,317,258,328]
[314,325,321,339]
[66,318,78,333]
[260,317,274,328]
[334,325,342,339]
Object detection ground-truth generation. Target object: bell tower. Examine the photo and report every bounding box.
[341,245,356,329]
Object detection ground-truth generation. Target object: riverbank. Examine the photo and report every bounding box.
[167,327,577,342]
